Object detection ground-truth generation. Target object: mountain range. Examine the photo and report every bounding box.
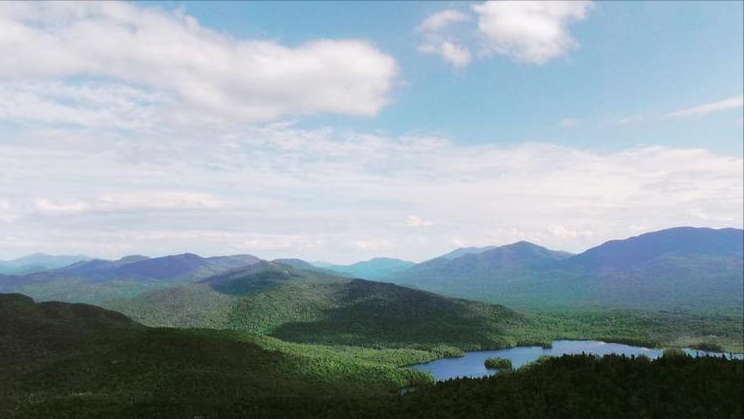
[386,227,743,311]
[0,253,91,275]
[0,253,262,303]
[0,226,741,313]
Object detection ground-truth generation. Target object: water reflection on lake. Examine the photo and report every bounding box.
[411,340,743,381]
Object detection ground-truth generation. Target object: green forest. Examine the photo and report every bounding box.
[2,293,742,419]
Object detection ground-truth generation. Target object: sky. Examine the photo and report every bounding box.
[0,1,742,263]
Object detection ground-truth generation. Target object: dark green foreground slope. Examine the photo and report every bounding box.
[0,293,435,419]
[2,293,741,419]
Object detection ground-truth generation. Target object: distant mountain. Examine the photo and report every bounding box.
[387,227,743,312]
[323,257,415,280]
[566,227,743,272]
[0,253,262,304]
[57,253,261,281]
[0,253,91,275]
[109,261,534,349]
[395,241,572,282]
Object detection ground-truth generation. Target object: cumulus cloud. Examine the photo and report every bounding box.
[472,1,593,64]
[417,1,592,68]
[0,2,398,123]
[664,96,744,119]
[416,9,473,68]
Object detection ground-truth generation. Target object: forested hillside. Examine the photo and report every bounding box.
[108,262,538,351]
[3,294,740,419]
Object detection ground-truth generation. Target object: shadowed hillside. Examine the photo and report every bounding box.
[109,262,537,351]
[0,293,437,418]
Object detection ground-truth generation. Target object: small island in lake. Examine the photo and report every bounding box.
[484,357,513,369]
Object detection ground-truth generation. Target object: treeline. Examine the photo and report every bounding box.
[17,353,742,419]
[221,354,744,419]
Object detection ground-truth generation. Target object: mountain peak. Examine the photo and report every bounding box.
[570,226,744,271]
[438,245,498,260]
[116,255,150,263]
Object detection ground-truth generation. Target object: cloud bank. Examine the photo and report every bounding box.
[1,119,740,262]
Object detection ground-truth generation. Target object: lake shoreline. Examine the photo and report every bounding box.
[407,339,744,382]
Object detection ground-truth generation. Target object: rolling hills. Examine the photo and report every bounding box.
[108,261,539,351]
[387,227,744,312]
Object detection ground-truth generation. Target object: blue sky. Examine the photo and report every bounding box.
[174,1,744,154]
[0,1,741,262]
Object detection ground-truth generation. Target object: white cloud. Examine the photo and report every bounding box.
[664,96,744,119]
[607,115,647,126]
[418,9,471,32]
[353,239,394,251]
[548,225,593,239]
[97,192,224,211]
[34,199,89,215]
[1,119,741,262]
[0,2,398,123]
[609,95,743,127]
[417,41,473,68]
[417,1,591,68]
[0,81,165,130]
[472,1,592,64]
[405,215,434,227]
[0,200,16,223]
[31,193,224,217]
[416,9,473,68]
[243,234,324,251]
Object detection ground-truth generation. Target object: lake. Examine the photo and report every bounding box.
[410,340,744,381]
